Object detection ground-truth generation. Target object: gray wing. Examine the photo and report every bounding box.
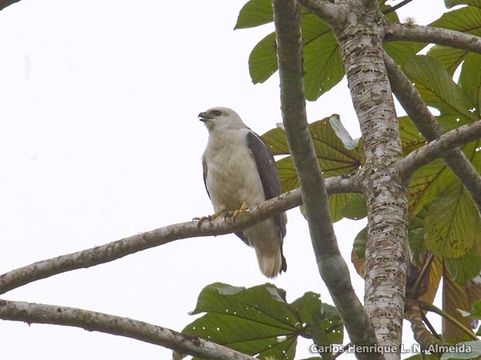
[235,131,287,271]
[202,157,211,199]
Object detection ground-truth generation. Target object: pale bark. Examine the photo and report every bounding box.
[0,176,359,295]
[271,1,379,357]
[385,24,481,55]
[298,0,347,29]
[0,299,255,360]
[399,120,481,179]
[333,2,409,358]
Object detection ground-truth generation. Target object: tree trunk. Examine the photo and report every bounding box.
[335,8,409,360]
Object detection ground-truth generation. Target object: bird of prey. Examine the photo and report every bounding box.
[198,107,287,278]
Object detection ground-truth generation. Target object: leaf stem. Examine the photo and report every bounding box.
[421,302,478,340]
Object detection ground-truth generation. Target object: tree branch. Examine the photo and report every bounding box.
[0,0,20,11]
[297,0,347,29]
[421,302,478,341]
[271,0,379,356]
[384,52,481,214]
[382,0,414,15]
[399,120,481,178]
[0,175,359,295]
[334,4,409,356]
[385,24,481,55]
[0,298,255,360]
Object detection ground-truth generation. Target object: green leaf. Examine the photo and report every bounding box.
[408,209,427,264]
[408,157,457,216]
[189,283,292,326]
[427,6,481,74]
[446,252,481,284]
[424,186,480,258]
[262,126,290,156]
[302,15,344,100]
[289,292,343,346]
[403,55,477,122]
[399,116,426,157]
[277,156,299,192]
[329,193,367,223]
[441,340,481,359]
[262,117,362,194]
[181,283,342,360]
[471,300,481,320]
[182,283,297,359]
[340,193,367,220]
[235,0,273,29]
[459,54,481,109]
[445,0,481,8]
[309,118,363,176]
[246,13,345,97]
[380,1,427,65]
[329,193,355,223]
[249,32,277,84]
[384,41,425,66]
[353,227,368,260]
[427,45,469,75]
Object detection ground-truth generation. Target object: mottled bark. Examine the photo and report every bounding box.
[385,24,481,55]
[271,1,379,357]
[399,120,481,179]
[0,299,256,360]
[334,6,409,359]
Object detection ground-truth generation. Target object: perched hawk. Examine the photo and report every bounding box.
[199,107,287,278]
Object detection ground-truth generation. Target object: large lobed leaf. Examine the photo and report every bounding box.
[427,5,481,74]
[262,116,362,193]
[424,185,480,259]
[179,283,343,360]
[402,55,478,122]
[235,0,272,29]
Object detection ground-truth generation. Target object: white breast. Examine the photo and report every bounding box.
[203,128,266,212]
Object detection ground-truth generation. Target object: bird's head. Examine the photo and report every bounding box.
[198,107,246,133]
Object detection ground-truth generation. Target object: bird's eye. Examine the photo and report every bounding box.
[211,110,222,116]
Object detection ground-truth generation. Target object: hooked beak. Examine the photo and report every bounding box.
[198,112,211,122]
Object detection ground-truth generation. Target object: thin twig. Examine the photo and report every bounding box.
[411,254,435,299]
[382,0,414,15]
[421,302,477,340]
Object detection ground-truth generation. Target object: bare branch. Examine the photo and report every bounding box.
[384,52,481,214]
[271,0,378,355]
[399,120,481,178]
[298,0,347,29]
[385,24,481,55]
[382,0,414,15]
[0,299,255,360]
[0,175,359,295]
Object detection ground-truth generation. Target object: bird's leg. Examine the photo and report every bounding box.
[224,202,250,219]
[192,208,227,227]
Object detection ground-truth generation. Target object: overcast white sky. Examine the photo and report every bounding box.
[0,1,447,359]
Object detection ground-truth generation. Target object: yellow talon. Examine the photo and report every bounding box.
[193,208,227,227]
[225,202,250,219]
